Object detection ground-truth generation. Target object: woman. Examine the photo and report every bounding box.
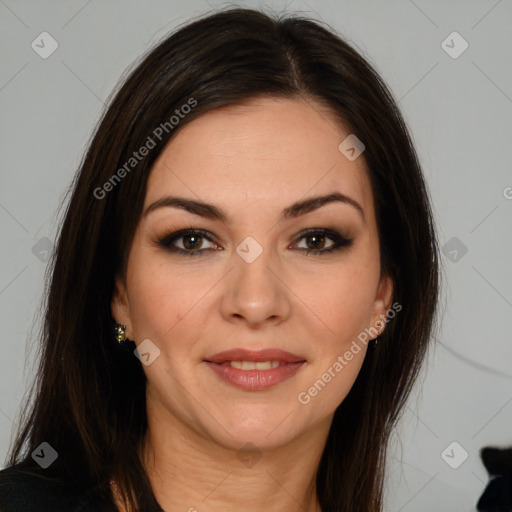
[0,7,439,512]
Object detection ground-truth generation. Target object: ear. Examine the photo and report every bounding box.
[111,274,132,338]
[369,273,394,336]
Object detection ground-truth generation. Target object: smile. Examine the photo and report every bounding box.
[220,360,281,369]
[204,348,306,391]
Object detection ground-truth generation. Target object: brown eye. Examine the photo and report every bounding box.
[293,229,353,256]
[181,233,204,250]
[304,233,329,251]
[157,229,219,256]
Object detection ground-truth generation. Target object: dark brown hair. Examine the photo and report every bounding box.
[4,7,440,511]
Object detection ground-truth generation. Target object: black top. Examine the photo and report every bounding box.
[0,466,113,512]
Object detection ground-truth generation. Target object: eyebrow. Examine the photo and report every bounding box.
[143,192,365,223]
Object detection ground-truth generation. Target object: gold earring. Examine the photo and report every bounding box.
[114,323,127,345]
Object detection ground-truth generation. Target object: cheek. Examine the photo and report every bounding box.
[125,252,180,339]
[126,252,217,343]
[290,260,380,343]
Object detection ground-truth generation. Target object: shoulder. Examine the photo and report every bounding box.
[0,465,104,512]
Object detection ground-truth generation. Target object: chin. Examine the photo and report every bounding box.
[206,407,307,451]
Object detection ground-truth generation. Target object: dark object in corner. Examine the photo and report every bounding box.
[477,446,512,512]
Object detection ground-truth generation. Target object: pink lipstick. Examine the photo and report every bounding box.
[204,348,306,391]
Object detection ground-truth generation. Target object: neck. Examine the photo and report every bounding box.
[136,402,329,512]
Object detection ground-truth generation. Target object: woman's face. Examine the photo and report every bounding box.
[112,96,392,451]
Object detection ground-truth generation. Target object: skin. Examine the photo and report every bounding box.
[111,96,393,512]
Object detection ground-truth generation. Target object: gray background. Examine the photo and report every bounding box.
[1,1,511,510]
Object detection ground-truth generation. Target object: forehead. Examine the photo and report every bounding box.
[145,96,373,219]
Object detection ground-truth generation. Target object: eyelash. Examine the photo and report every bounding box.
[156,228,353,257]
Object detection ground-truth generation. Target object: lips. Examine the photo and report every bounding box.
[204,348,306,364]
[203,348,306,391]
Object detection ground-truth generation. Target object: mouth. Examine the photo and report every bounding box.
[204,348,306,365]
[216,360,287,370]
[203,348,306,391]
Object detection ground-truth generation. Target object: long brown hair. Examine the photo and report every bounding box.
[4,7,440,511]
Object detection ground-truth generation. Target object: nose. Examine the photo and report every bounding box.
[220,243,292,328]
